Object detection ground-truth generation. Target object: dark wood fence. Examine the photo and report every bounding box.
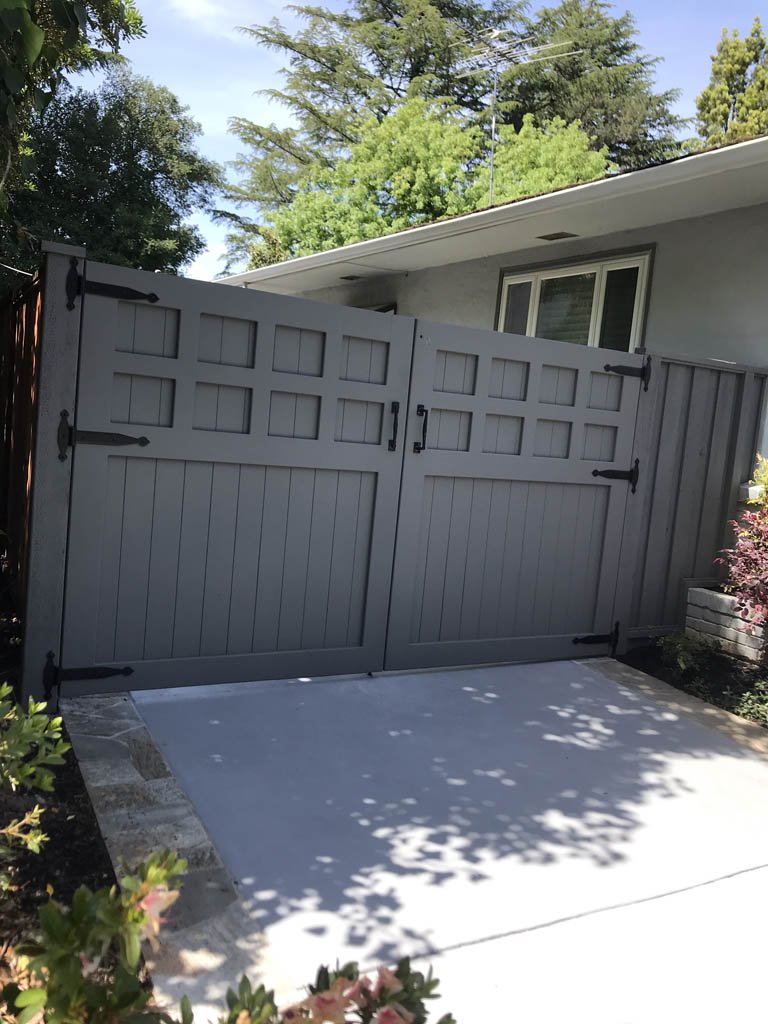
[0,277,44,624]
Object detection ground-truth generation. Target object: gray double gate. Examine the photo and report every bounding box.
[39,254,646,692]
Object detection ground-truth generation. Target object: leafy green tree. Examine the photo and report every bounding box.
[466,112,612,206]
[233,101,611,268]
[1,70,220,280]
[696,18,768,144]
[224,0,680,267]
[268,98,480,258]
[227,0,522,215]
[0,1,145,191]
[501,0,683,169]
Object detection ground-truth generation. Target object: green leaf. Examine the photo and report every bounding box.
[122,928,141,970]
[16,1005,43,1024]
[0,8,24,32]
[180,994,194,1024]
[0,0,27,10]
[19,9,45,66]
[2,64,25,92]
[15,986,48,1008]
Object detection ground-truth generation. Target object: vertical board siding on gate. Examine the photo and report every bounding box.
[409,477,608,643]
[144,460,185,660]
[93,457,377,661]
[628,354,767,635]
[200,462,240,656]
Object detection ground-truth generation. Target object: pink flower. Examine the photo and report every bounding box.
[137,883,178,944]
[280,1006,306,1021]
[346,976,373,1008]
[372,967,403,998]
[79,953,100,976]
[301,976,355,1023]
[374,1008,414,1024]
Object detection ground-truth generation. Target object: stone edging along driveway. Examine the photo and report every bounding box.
[61,693,238,932]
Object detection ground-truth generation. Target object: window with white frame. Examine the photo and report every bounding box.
[497,252,650,352]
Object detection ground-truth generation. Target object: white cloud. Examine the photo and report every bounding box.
[164,0,280,39]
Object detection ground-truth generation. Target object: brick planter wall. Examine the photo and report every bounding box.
[686,587,765,662]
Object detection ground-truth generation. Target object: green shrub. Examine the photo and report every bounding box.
[5,849,185,1024]
[658,633,716,684]
[728,679,768,726]
[0,682,70,888]
[747,453,768,505]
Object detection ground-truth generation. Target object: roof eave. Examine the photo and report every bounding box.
[221,136,768,288]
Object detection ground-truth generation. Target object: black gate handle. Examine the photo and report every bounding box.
[413,404,429,453]
[388,401,400,451]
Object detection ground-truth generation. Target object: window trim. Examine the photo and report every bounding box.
[496,251,651,351]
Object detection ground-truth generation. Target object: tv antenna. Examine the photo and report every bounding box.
[456,32,582,205]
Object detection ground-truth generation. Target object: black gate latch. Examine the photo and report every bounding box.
[592,458,640,493]
[65,257,159,311]
[603,355,652,391]
[573,621,620,656]
[57,410,150,462]
[43,652,134,701]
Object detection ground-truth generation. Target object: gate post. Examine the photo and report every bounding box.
[20,242,85,698]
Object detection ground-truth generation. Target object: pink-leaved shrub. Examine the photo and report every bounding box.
[718,503,768,631]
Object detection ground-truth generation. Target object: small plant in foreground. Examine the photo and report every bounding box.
[0,681,70,888]
[2,850,456,1024]
[281,959,455,1023]
[3,849,186,1024]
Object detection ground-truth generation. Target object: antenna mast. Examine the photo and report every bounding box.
[457,33,581,206]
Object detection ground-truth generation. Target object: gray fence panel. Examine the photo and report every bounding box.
[626,352,767,637]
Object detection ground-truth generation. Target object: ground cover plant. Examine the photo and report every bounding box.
[622,634,768,728]
[0,683,69,890]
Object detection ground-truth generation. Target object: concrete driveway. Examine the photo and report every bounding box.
[133,659,768,1023]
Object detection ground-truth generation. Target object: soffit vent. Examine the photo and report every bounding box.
[537,231,579,241]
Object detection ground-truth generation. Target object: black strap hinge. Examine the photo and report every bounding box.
[573,621,620,656]
[57,410,150,461]
[592,458,640,493]
[44,651,133,701]
[65,257,159,311]
[603,355,652,391]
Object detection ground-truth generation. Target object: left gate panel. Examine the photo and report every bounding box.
[61,261,414,692]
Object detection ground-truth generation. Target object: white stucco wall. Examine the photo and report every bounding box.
[295,202,768,368]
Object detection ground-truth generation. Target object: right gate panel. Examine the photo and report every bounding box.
[385,320,644,670]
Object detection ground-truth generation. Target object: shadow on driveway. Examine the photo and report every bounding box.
[134,657,768,990]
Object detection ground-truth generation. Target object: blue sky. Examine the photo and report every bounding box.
[89,0,763,280]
